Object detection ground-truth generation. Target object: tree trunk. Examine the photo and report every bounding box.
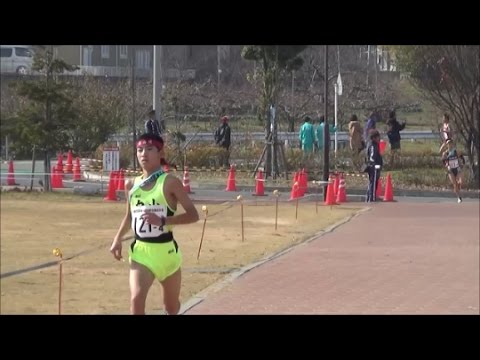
[467,128,479,186]
[43,151,51,192]
[264,104,272,177]
[288,113,295,132]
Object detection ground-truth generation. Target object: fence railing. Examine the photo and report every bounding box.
[109,130,439,144]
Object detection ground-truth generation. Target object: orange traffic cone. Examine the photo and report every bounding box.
[253,169,266,196]
[376,176,383,199]
[183,167,192,194]
[383,173,395,202]
[65,150,73,174]
[50,169,57,188]
[225,165,237,191]
[56,153,64,173]
[290,181,299,201]
[290,172,298,200]
[336,173,347,203]
[7,160,17,185]
[333,173,340,198]
[104,171,118,201]
[117,169,125,191]
[52,169,64,189]
[324,179,337,206]
[73,157,83,181]
[111,171,119,190]
[298,169,307,196]
[303,169,308,194]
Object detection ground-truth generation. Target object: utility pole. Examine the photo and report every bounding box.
[153,45,163,130]
[323,45,329,200]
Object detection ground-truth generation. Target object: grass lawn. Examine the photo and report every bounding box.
[0,191,361,314]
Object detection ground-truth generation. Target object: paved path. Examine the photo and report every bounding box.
[184,200,480,314]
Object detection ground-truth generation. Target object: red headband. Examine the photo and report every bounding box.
[136,139,163,150]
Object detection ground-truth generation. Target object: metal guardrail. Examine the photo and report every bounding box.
[110,130,438,144]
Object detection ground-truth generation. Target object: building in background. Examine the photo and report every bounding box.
[49,45,242,81]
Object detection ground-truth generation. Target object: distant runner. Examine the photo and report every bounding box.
[441,138,465,203]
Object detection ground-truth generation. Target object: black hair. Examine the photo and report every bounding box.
[137,133,164,144]
[369,130,381,141]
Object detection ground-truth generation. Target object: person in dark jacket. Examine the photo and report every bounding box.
[144,109,162,137]
[365,130,383,202]
[214,116,231,167]
[386,110,406,168]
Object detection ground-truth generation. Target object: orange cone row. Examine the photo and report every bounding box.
[214,165,395,204]
[372,173,395,202]
[103,170,126,201]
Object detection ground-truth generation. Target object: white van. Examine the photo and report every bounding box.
[0,45,35,75]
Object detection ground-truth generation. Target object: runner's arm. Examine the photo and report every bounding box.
[113,180,134,242]
[165,176,199,226]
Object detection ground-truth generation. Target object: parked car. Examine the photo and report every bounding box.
[0,45,35,75]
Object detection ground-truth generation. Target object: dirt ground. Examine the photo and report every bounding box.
[0,192,361,314]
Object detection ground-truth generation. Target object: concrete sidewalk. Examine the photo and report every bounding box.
[183,200,480,314]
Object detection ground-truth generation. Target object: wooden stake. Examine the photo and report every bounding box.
[273,190,279,231]
[237,195,244,242]
[52,248,63,315]
[197,206,208,260]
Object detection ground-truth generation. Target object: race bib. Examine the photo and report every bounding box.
[131,205,167,237]
[448,158,459,169]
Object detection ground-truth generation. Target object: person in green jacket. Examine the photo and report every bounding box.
[315,115,337,153]
[299,116,316,154]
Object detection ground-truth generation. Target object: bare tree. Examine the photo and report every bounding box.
[392,45,479,184]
